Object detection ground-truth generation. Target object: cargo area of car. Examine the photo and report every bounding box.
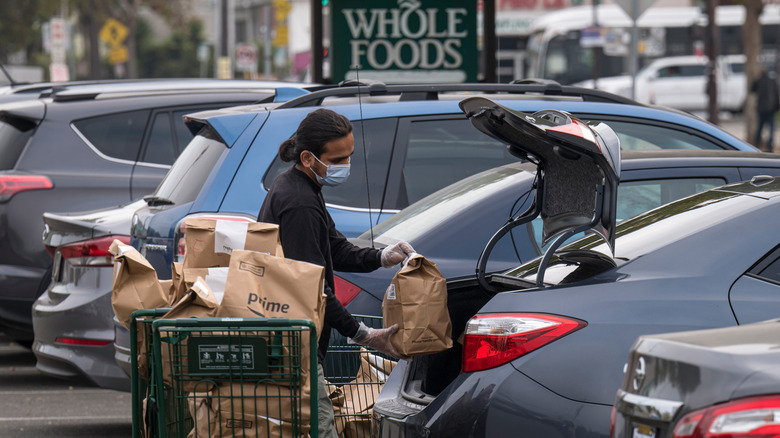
[398,277,521,403]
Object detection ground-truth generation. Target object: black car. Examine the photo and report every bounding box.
[371,99,780,437]
[0,79,308,343]
[613,319,780,438]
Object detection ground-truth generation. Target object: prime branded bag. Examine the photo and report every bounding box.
[216,250,326,336]
[182,218,283,269]
[383,253,453,356]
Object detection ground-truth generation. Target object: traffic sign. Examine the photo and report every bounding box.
[235,43,258,71]
[100,18,128,47]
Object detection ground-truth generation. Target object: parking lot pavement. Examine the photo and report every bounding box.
[0,331,131,438]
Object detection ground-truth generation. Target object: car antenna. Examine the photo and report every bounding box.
[354,64,375,248]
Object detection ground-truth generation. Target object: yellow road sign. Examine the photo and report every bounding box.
[108,46,129,65]
[100,18,128,47]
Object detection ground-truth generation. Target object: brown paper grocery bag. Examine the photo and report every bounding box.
[182,218,283,269]
[159,277,220,391]
[187,390,216,438]
[330,350,396,438]
[170,263,229,306]
[217,249,325,422]
[383,253,453,356]
[217,250,326,337]
[212,382,306,438]
[110,240,169,330]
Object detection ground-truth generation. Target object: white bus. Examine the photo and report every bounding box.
[526,3,780,85]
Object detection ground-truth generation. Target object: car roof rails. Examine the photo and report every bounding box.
[276,81,640,108]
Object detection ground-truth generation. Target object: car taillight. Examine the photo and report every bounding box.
[0,174,53,202]
[55,336,111,346]
[673,395,780,438]
[59,235,130,267]
[174,214,255,263]
[334,275,362,306]
[462,313,587,373]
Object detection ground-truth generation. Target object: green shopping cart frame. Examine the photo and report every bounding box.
[130,307,172,438]
[150,317,319,438]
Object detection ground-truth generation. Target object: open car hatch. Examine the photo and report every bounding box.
[459,97,621,287]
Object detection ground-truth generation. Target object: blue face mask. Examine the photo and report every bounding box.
[311,154,351,186]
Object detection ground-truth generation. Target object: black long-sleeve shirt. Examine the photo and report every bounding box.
[258,166,381,361]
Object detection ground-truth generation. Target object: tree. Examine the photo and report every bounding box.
[742,0,763,148]
[0,0,60,69]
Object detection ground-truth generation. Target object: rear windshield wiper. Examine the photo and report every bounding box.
[143,195,174,206]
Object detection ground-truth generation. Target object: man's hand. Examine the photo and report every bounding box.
[380,241,415,268]
[349,322,410,360]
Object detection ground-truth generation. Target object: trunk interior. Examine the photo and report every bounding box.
[399,277,519,404]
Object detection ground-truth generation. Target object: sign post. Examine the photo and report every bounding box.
[100,17,129,77]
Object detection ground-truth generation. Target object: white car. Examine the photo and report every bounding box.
[575,55,746,113]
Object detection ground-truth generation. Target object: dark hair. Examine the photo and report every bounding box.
[279,109,353,163]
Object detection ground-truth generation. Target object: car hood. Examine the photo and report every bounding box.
[620,319,780,418]
[459,97,621,252]
[42,199,144,247]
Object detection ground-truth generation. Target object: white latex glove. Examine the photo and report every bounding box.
[380,241,415,268]
[348,322,410,360]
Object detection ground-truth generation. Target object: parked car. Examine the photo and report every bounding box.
[372,99,780,437]
[613,318,780,438]
[1,79,309,345]
[112,81,758,379]
[575,55,746,113]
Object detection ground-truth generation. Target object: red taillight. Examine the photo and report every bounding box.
[55,336,111,346]
[0,175,53,201]
[610,405,617,438]
[334,275,362,306]
[58,235,130,267]
[673,395,780,438]
[462,313,586,373]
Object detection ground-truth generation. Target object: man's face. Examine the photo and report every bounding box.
[302,132,354,181]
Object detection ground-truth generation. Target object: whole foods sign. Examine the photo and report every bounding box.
[331,0,477,83]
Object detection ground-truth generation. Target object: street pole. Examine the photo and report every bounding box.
[311,0,324,83]
[630,0,638,100]
[483,0,497,83]
[705,0,719,125]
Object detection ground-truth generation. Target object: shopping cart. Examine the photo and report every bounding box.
[150,317,318,438]
[324,315,396,438]
[129,307,172,438]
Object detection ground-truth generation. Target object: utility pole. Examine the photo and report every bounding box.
[705,0,719,125]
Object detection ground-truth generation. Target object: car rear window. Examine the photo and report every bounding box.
[0,114,36,170]
[72,110,150,161]
[152,127,227,205]
[602,120,722,151]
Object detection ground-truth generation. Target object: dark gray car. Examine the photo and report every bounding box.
[372,100,780,437]
[613,319,780,437]
[0,79,307,344]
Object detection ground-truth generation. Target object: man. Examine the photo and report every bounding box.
[258,108,414,437]
[752,66,780,151]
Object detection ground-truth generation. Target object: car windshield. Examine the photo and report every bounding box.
[502,186,759,285]
[152,127,227,205]
[363,162,537,245]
